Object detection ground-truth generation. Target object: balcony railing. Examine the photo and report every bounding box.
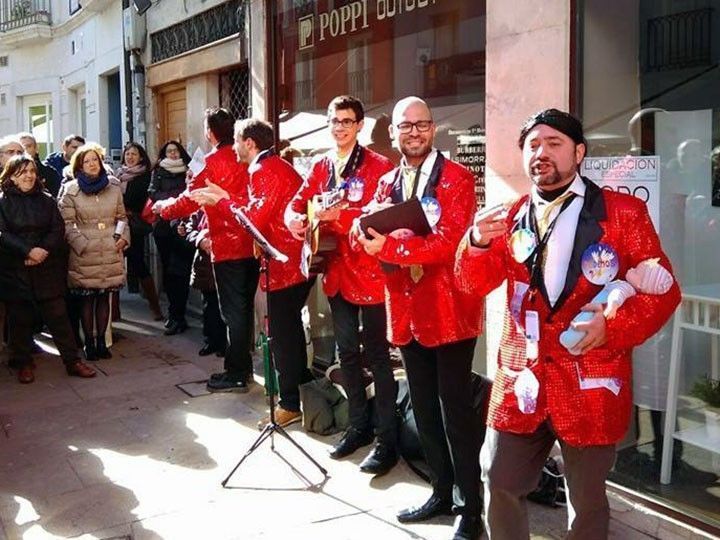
[0,0,51,32]
[646,8,713,71]
[348,68,372,105]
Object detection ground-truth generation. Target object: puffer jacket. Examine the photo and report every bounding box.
[58,178,130,290]
[0,184,68,301]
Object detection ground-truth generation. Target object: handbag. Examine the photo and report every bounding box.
[140,198,157,225]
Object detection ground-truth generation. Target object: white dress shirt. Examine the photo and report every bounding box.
[531,173,585,306]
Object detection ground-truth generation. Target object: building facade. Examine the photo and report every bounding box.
[0,0,125,162]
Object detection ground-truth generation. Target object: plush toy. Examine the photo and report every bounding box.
[559,258,674,354]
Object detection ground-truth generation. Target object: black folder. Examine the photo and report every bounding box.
[359,197,432,238]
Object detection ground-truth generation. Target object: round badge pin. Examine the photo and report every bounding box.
[346,177,364,202]
[421,196,442,227]
[509,228,537,263]
[581,242,619,285]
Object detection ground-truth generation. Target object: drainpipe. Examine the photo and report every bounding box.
[122,0,134,142]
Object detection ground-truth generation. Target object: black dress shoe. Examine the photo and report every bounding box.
[329,427,374,459]
[96,337,112,359]
[164,320,188,336]
[451,515,482,540]
[198,344,215,356]
[359,443,399,476]
[396,493,453,523]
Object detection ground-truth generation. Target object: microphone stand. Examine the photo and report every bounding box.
[222,204,328,487]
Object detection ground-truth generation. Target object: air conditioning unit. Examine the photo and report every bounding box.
[123,6,147,51]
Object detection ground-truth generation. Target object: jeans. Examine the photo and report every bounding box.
[328,294,397,446]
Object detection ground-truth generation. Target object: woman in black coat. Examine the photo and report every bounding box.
[148,140,195,335]
[116,142,163,320]
[0,155,96,383]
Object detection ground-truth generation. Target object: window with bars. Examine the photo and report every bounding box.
[219,66,250,121]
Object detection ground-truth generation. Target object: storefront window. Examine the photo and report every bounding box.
[581,0,720,527]
[275,0,486,203]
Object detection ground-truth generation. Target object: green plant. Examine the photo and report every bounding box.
[690,376,720,408]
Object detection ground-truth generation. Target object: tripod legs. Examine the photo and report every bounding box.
[222,421,328,487]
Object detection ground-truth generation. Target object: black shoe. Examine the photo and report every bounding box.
[30,341,42,354]
[396,494,453,523]
[164,319,173,329]
[198,344,215,356]
[214,346,226,358]
[164,320,188,336]
[206,373,249,393]
[359,443,399,476]
[451,515,482,540]
[84,341,98,362]
[329,427,374,459]
[96,337,112,359]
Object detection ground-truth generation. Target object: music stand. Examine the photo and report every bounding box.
[221,204,328,487]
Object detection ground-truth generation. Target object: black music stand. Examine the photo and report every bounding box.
[221,204,328,487]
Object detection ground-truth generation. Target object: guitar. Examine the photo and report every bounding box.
[302,188,346,275]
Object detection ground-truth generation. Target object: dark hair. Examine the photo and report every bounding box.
[236,119,274,152]
[154,140,191,170]
[0,155,41,193]
[70,143,106,178]
[122,141,151,169]
[63,134,86,147]
[205,107,235,146]
[328,95,365,122]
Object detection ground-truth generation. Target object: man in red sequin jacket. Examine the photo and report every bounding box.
[154,107,259,394]
[455,109,680,539]
[284,96,398,476]
[191,118,311,430]
[356,97,483,540]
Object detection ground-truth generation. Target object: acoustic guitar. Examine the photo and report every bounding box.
[303,188,346,275]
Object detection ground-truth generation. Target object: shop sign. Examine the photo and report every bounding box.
[581,156,660,228]
[454,126,485,207]
[299,0,437,50]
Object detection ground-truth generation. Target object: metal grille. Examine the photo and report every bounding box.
[646,8,713,72]
[150,0,245,64]
[0,0,51,32]
[220,66,250,121]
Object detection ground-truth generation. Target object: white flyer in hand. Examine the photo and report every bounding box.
[188,147,206,176]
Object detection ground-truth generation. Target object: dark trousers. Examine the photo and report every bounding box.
[201,289,226,350]
[154,232,193,322]
[268,277,316,412]
[126,230,151,280]
[6,297,80,367]
[328,294,397,446]
[213,257,260,380]
[400,337,480,519]
[481,424,616,539]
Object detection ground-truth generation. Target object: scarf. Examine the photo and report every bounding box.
[77,169,109,195]
[115,164,147,194]
[159,157,188,175]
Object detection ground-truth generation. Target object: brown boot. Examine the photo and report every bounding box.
[140,276,164,321]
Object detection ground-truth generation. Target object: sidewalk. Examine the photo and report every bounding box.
[0,294,713,539]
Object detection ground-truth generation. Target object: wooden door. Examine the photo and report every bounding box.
[158,83,187,146]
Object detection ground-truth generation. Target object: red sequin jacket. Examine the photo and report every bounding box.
[285,147,393,304]
[372,158,482,347]
[455,178,681,446]
[159,144,254,263]
[216,153,305,292]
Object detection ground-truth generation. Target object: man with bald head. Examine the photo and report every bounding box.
[357,97,484,540]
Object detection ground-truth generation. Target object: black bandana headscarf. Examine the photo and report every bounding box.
[518,108,586,149]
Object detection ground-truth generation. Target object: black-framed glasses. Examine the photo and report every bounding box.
[396,120,434,134]
[328,118,358,128]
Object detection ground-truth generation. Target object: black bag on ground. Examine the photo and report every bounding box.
[527,456,566,508]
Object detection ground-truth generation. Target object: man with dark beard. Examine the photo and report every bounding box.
[455,109,680,538]
[357,96,483,540]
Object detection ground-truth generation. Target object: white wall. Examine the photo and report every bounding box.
[0,2,124,156]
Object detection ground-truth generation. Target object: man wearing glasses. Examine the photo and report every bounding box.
[285,95,398,476]
[356,96,483,540]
